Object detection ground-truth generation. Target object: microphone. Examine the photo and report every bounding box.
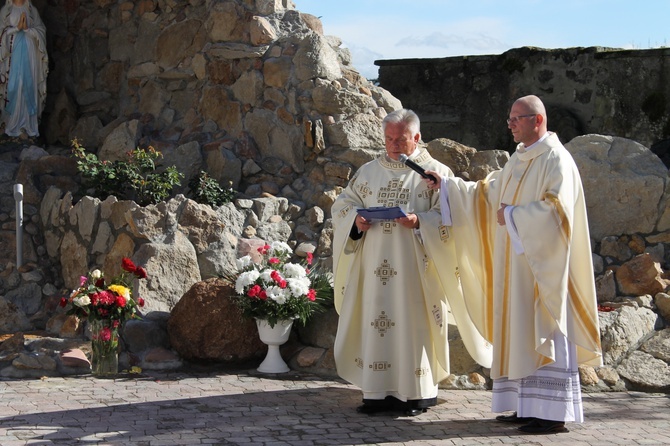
[399,154,438,183]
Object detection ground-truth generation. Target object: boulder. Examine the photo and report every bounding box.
[167,278,264,362]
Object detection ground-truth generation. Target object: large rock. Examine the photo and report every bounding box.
[566,135,670,240]
[616,254,669,296]
[0,298,32,333]
[134,231,202,313]
[599,305,659,365]
[617,350,670,392]
[167,278,264,362]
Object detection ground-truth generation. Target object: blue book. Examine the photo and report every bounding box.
[356,206,407,221]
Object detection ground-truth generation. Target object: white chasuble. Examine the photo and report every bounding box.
[332,149,492,402]
[444,132,602,382]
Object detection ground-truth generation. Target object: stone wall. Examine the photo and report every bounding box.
[376,46,670,163]
[33,0,400,213]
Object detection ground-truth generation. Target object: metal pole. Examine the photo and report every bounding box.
[13,183,23,268]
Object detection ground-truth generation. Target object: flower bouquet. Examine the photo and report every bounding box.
[230,241,333,328]
[60,257,147,375]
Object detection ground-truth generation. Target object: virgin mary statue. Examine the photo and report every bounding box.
[0,0,48,138]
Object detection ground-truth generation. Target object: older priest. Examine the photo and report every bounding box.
[332,109,491,416]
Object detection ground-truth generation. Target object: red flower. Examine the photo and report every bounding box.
[269,257,280,264]
[112,320,120,328]
[115,294,127,308]
[93,290,116,306]
[99,326,112,342]
[134,266,147,279]
[306,252,313,266]
[95,278,105,288]
[307,289,317,301]
[247,284,262,297]
[122,257,137,273]
[59,297,68,308]
[138,297,145,307]
[259,290,268,300]
[279,279,287,289]
[258,244,271,255]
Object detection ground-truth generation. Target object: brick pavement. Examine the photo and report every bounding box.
[1,369,669,445]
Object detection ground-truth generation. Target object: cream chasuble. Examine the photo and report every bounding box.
[332,148,492,402]
[444,132,602,381]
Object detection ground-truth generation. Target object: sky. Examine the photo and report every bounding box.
[297,0,670,80]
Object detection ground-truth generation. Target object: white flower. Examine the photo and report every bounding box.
[287,277,311,297]
[260,268,277,284]
[73,294,91,307]
[283,262,306,278]
[236,255,253,270]
[266,285,288,304]
[235,270,260,294]
[91,269,102,280]
[270,241,292,256]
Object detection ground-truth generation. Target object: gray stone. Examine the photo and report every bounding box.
[599,305,659,365]
[98,120,141,162]
[566,135,669,240]
[640,328,670,363]
[134,231,202,313]
[617,350,670,391]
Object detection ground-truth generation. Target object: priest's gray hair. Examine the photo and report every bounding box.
[382,109,421,137]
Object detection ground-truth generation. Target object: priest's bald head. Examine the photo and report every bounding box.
[507,95,548,147]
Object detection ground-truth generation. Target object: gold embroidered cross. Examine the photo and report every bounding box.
[378,178,410,207]
[357,181,373,198]
[371,311,395,336]
[375,259,397,285]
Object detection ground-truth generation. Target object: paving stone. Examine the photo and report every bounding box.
[0,371,668,445]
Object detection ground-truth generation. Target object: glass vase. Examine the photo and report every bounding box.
[89,319,119,376]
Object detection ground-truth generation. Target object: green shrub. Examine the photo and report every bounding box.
[188,171,235,207]
[72,139,183,206]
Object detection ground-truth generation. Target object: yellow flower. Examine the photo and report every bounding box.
[108,284,131,300]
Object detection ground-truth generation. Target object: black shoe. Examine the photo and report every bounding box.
[518,419,568,434]
[356,403,390,415]
[404,408,427,416]
[495,412,535,423]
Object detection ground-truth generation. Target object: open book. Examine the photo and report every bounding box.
[356,206,407,221]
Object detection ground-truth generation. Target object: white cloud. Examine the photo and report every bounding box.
[343,44,384,80]
[325,16,512,79]
[396,31,508,52]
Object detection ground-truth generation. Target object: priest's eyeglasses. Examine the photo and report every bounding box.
[506,114,536,124]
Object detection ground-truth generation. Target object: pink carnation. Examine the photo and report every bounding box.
[99,327,112,342]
